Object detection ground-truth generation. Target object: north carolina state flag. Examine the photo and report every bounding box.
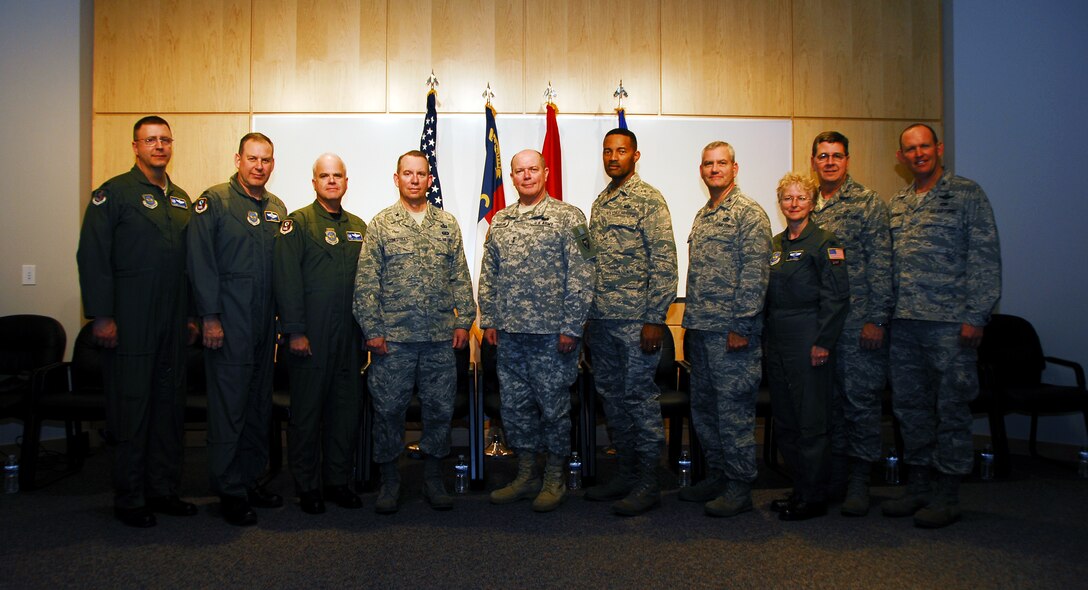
[542,102,563,200]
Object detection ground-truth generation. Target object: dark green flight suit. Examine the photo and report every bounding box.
[76,166,191,510]
[187,175,287,499]
[273,201,366,493]
[765,222,850,503]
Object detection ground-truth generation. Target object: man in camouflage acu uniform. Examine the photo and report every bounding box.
[679,141,771,518]
[808,132,893,516]
[273,154,366,515]
[77,116,198,528]
[883,124,1001,529]
[188,133,288,526]
[584,128,678,516]
[479,149,595,513]
[353,150,476,514]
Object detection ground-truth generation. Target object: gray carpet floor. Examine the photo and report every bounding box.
[2,445,1087,589]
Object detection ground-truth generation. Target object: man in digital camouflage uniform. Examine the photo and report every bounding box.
[679,141,771,518]
[188,133,288,526]
[883,124,1001,529]
[479,149,595,512]
[273,153,366,515]
[77,116,198,528]
[353,150,475,514]
[584,128,678,516]
[808,131,893,516]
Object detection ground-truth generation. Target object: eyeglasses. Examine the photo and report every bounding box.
[137,137,174,146]
[779,195,812,204]
[815,153,846,162]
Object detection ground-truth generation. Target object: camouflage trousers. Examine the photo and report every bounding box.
[368,341,455,463]
[586,319,664,458]
[829,322,888,463]
[890,319,978,475]
[496,332,578,456]
[686,329,762,482]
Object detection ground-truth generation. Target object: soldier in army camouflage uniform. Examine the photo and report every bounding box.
[679,141,771,518]
[188,133,288,526]
[77,116,198,528]
[479,149,595,513]
[353,150,476,514]
[584,128,678,516]
[273,154,366,515]
[883,124,1001,529]
[808,132,893,517]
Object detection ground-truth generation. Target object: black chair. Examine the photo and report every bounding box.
[976,313,1087,475]
[0,315,66,437]
[354,345,481,490]
[263,344,293,485]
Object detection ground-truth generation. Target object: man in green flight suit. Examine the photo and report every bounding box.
[188,133,288,526]
[273,153,367,515]
[77,116,199,528]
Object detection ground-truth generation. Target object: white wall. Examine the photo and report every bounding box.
[949,0,1088,445]
[0,0,90,444]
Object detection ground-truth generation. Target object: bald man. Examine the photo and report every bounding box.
[273,153,368,514]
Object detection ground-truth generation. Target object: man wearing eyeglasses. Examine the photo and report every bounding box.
[882,124,1001,529]
[78,116,199,528]
[188,133,288,526]
[807,131,892,517]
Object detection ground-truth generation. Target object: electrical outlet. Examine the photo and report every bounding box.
[22,265,36,285]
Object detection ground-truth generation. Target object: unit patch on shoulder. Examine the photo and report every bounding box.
[194,197,208,214]
[325,228,340,245]
[247,211,260,226]
[169,196,188,209]
[346,231,363,242]
[265,211,280,222]
[91,189,108,206]
[141,194,159,209]
[770,251,782,265]
[571,223,596,260]
[280,219,294,235]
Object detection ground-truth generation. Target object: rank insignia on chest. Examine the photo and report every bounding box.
[265,211,280,222]
[91,189,107,206]
[279,219,294,235]
[770,251,781,265]
[325,228,339,245]
[141,194,158,209]
[247,211,260,226]
[346,231,363,242]
[169,196,188,209]
[788,250,803,261]
[194,197,208,214]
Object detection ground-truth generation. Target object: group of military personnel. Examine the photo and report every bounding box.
[76,116,1000,531]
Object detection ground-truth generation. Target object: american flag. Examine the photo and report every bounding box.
[420,89,444,208]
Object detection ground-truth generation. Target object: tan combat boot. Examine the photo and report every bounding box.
[490,452,540,504]
[532,454,568,512]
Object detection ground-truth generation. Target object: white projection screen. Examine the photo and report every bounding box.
[254,114,793,296]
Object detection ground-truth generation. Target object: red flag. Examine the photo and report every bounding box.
[542,102,563,200]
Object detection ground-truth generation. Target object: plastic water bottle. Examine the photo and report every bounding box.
[885,451,900,484]
[1078,448,1088,479]
[678,450,692,488]
[4,454,18,494]
[454,455,469,494]
[979,446,995,481]
[567,452,582,490]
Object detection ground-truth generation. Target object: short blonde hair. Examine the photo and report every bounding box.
[776,172,817,200]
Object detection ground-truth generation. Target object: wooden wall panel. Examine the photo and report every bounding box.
[793,0,941,119]
[791,119,944,202]
[525,0,661,115]
[661,0,792,116]
[94,0,251,113]
[387,0,524,113]
[92,115,251,199]
[252,0,387,112]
